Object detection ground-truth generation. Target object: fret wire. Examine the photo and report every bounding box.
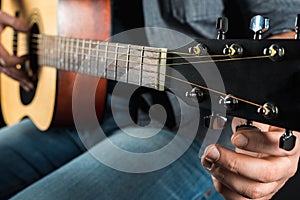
[57,36,61,69]
[65,37,69,71]
[51,36,54,66]
[95,41,100,77]
[68,38,72,71]
[65,37,68,71]
[40,35,44,65]
[88,40,92,76]
[104,41,109,78]
[114,43,119,81]
[139,46,144,86]
[45,35,48,66]
[62,37,65,70]
[61,37,64,70]
[70,38,74,71]
[80,39,85,74]
[126,45,130,83]
[46,36,50,66]
[75,38,80,72]
[158,48,167,90]
[44,35,47,66]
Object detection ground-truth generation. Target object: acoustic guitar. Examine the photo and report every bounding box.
[1,0,300,147]
[0,0,109,130]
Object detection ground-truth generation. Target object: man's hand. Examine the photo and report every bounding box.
[201,31,298,200]
[0,11,33,91]
[201,118,300,199]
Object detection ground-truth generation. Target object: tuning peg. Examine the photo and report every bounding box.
[216,17,228,40]
[250,15,270,40]
[295,14,300,39]
[280,130,296,151]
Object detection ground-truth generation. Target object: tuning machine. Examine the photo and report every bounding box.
[295,14,300,39]
[257,102,278,120]
[223,44,243,58]
[185,87,204,102]
[188,43,208,55]
[219,94,239,110]
[216,17,228,40]
[250,15,270,40]
[263,44,285,61]
[280,130,296,151]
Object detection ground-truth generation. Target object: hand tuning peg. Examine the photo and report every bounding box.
[250,15,270,40]
[280,130,296,151]
[216,17,228,40]
[295,14,300,39]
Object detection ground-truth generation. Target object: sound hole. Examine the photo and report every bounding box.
[19,23,40,105]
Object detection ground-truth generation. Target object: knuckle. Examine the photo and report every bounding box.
[226,158,239,173]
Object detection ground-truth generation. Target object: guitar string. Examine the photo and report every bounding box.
[14,34,270,111]
[26,40,229,60]
[17,38,271,68]
[18,33,231,59]
[16,34,272,68]
[22,48,265,109]
[27,47,268,110]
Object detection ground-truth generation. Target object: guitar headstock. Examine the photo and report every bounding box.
[165,15,300,151]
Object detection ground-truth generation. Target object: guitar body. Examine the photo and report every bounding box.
[0,0,109,130]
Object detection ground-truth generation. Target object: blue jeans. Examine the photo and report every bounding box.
[0,118,223,200]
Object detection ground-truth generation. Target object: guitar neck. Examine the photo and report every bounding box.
[34,34,167,91]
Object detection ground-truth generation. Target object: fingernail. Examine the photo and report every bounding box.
[204,146,220,163]
[22,86,30,92]
[202,159,213,170]
[28,83,34,90]
[232,134,248,148]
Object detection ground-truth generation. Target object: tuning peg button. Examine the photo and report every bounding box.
[295,14,300,39]
[280,130,296,151]
[216,17,228,40]
[250,15,270,40]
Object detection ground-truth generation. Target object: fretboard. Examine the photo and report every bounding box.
[34,34,167,91]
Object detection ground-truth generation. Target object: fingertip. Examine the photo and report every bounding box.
[13,19,29,32]
[232,134,248,148]
[203,145,220,163]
